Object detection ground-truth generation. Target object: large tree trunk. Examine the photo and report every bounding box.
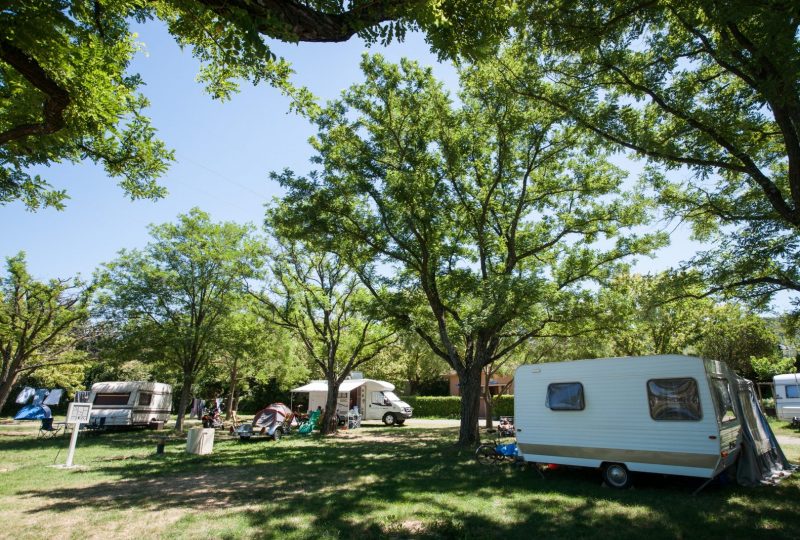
[0,370,19,415]
[457,368,482,446]
[225,358,238,420]
[174,374,193,432]
[320,376,340,435]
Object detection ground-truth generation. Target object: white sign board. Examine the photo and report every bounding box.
[66,402,92,425]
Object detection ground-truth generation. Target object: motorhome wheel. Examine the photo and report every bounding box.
[382,413,396,426]
[602,463,632,489]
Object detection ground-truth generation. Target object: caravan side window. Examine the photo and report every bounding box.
[138,392,152,406]
[786,385,800,399]
[546,383,585,411]
[647,378,701,421]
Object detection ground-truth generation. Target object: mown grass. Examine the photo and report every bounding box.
[0,419,797,539]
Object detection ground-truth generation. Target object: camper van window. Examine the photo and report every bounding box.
[710,377,737,424]
[93,393,131,406]
[138,392,152,406]
[546,383,585,411]
[647,378,701,421]
[786,385,800,399]
[372,391,387,405]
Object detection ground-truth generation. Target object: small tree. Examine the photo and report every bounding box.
[0,253,90,411]
[97,208,262,430]
[253,237,395,434]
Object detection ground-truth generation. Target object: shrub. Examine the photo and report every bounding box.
[403,395,515,418]
[403,396,461,418]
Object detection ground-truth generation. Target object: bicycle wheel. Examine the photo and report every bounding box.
[475,444,500,466]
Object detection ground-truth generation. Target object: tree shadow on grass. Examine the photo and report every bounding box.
[11,427,800,539]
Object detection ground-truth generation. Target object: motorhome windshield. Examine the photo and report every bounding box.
[384,392,400,402]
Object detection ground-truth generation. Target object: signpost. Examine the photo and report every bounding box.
[63,402,92,468]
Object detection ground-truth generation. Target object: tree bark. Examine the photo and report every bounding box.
[174,373,193,431]
[0,370,20,415]
[457,368,482,446]
[225,357,238,420]
[321,375,340,435]
[483,384,494,430]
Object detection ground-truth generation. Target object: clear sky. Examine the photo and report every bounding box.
[0,22,789,311]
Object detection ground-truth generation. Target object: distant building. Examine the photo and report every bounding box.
[445,371,514,417]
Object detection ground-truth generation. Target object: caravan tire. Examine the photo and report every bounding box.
[602,463,632,489]
[383,413,397,426]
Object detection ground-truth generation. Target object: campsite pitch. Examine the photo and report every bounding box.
[0,419,797,539]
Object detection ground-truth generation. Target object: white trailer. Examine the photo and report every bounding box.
[514,355,744,488]
[773,373,800,423]
[88,381,172,428]
[291,378,413,426]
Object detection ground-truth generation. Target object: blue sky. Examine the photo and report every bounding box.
[0,21,788,311]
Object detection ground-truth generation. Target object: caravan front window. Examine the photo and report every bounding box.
[138,392,152,406]
[647,378,701,421]
[786,385,799,399]
[710,377,737,425]
[94,393,131,406]
[546,383,585,411]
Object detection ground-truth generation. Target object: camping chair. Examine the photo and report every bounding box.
[37,417,64,439]
[298,409,321,435]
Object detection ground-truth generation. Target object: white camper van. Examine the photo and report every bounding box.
[773,373,800,422]
[515,355,743,488]
[291,378,413,425]
[88,381,172,428]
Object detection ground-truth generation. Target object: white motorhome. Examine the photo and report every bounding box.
[88,381,172,428]
[291,378,413,425]
[515,355,744,488]
[773,373,800,422]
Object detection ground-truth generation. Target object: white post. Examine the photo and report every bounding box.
[65,424,80,467]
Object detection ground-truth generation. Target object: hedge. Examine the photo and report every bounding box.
[404,395,514,419]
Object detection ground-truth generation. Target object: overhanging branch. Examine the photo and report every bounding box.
[0,39,70,146]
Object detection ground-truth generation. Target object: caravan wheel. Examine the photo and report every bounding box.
[602,463,632,489]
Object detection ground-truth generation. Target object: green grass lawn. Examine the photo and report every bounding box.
[0,420,797,539]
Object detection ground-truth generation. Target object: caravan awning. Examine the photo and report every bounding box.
[290,379,394,393]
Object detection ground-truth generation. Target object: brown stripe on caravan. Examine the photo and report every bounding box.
[517,443,720,469]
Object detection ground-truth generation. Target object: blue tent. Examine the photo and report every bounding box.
[14,404,51,420]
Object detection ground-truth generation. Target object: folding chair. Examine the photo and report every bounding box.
[37,418,64,439]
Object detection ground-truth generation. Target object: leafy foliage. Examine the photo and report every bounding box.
[271,54,664,444]
[96,208,263,429]
[750,355,797,381]
[253,235,395,433]
[0,252,90,411]
[510,0,800,309]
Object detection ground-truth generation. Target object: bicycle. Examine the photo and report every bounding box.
[475,428,518,465]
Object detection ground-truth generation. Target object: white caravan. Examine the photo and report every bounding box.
[88,381,172,428]
[515,355,744,488]
[291,378,413,425]
[773,373,800,422]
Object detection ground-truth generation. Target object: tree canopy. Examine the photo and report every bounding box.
[253,235,395,433]
[0,252,90,411]
[1,0,510,210]
[271,55,664,445]
[508,0,800,309]
[96,208,263,430]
